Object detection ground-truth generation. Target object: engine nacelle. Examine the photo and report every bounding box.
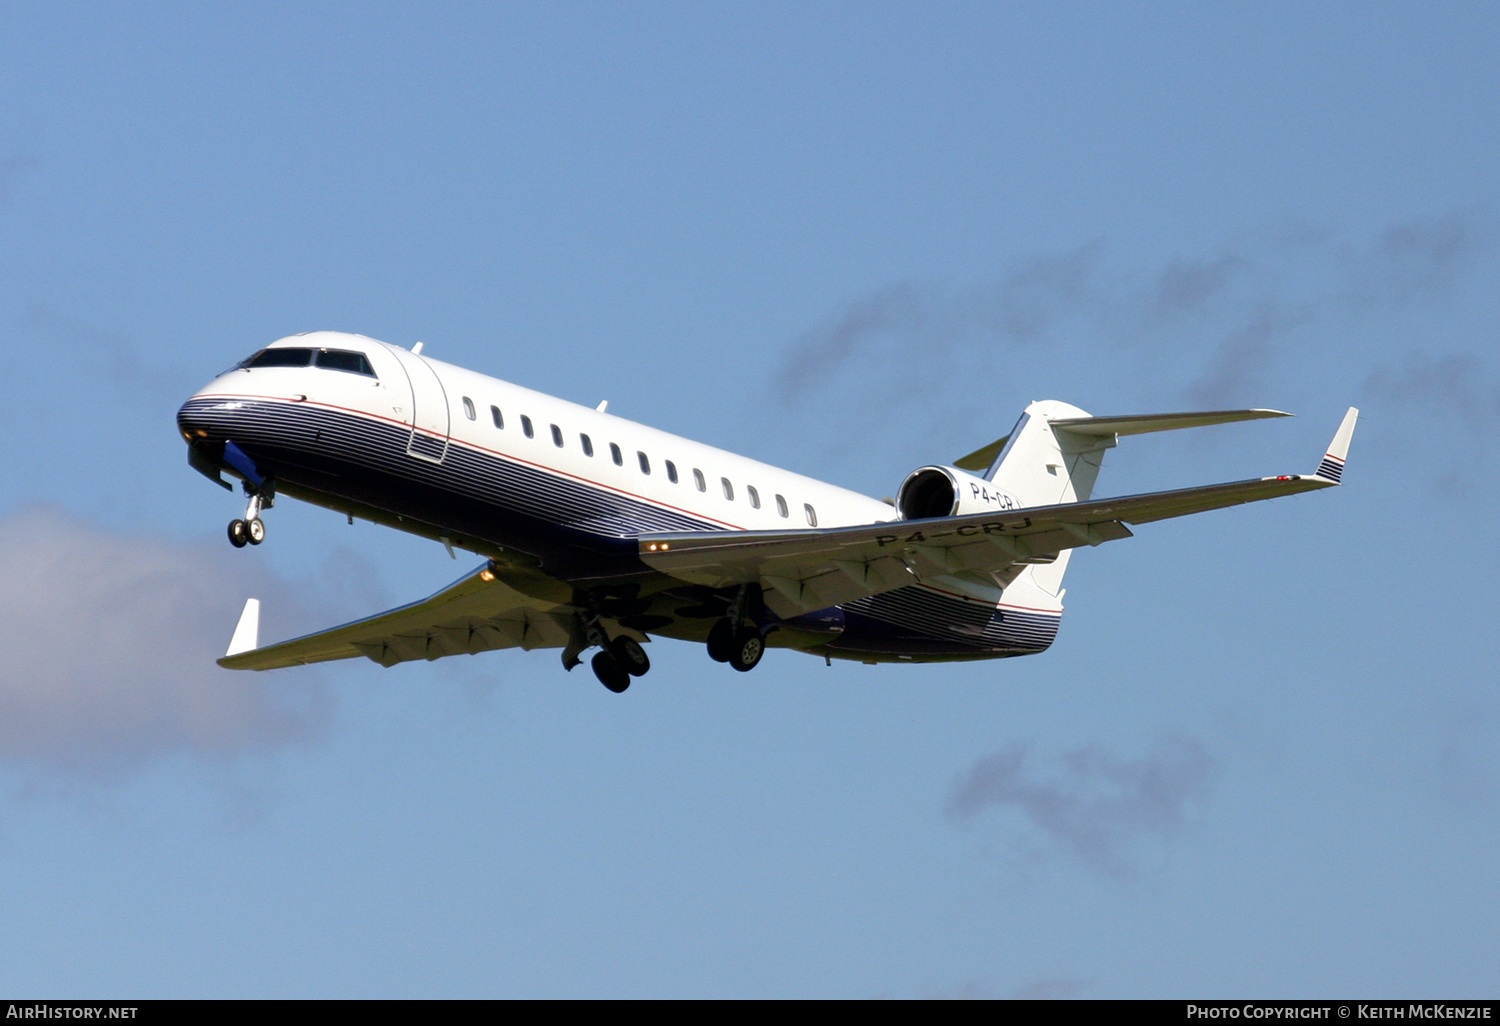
[895,465,1025,520]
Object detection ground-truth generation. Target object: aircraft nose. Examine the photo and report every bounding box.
[177,381,239,443]
[177,394,214,442]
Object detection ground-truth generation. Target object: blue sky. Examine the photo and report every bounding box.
[1,1,1497,998]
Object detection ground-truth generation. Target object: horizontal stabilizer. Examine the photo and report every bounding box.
[1049,408,1291,436]
[953,408,1289,471]
[954,436,1009,472]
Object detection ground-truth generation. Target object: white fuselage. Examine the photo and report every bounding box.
[179,331,1061,662]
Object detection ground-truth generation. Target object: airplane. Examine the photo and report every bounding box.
[177,330,1358,693]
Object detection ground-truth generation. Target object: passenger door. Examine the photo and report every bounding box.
[386,346,451,463]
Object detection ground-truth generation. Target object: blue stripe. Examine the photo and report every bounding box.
[842,585,1061,654]
[1316,457,1344,482]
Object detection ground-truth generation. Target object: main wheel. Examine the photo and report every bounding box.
[246,518,266,545]
[729,627,764,672]
[228,519,248,548]
[610,635,650,677]
[706,618,735,662]
[592,650,631,693]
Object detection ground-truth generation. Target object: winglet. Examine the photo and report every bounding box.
[1314,407,1359,483]
[226,598,261,657]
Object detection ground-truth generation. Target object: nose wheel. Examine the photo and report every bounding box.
[227,482,272,548]
[228,517,266,547]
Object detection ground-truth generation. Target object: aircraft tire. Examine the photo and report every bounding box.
[228,519,248,548]
[592,651,631,693]
[611,636,650,677]
[706,618,735,662]
[729,628,764,673]
[247,518,266,545]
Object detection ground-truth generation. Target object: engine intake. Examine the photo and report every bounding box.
[895,466,1024,520]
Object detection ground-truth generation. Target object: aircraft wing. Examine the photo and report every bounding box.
[219,563,577,670]
[641,408,1358,616]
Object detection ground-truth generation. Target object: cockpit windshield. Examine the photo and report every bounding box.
[240,347,311,369]
[315,349,375,375]
[236,347,377,378]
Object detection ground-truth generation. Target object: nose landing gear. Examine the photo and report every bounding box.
[227,482,273,549]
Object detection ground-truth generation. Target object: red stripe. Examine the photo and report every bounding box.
[195,391,750,530]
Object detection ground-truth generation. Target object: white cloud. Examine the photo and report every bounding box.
[0,506,333,777]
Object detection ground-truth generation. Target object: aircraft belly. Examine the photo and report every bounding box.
[825,585,1063,659]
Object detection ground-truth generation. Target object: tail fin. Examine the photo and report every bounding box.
[984,401,1109,507]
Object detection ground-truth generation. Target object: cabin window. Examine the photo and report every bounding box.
[580,433,594,457]
[638,451,650,475]
[490,405,503,429]
[721,477,734,501]
[610,443,623,466]
[775,494,789,518]
[804,503,818,527]
[462,397,476,420]
[240,347,312,369]
[747,485,760,509]
[666,461,678,484]
[551,424,564,447]
[521,415,534,439]
[693,469,706,492]
[314,349,377,377]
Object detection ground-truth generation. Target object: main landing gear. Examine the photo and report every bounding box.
[227,482,274,549]
[706,585,765,672]
[564,608,651,694]
[591,636,651,693]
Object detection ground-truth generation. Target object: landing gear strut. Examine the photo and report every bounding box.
[228,481,273,549]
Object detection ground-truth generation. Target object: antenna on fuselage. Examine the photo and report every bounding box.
[596,400,608,413]
[411,341,424,354]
